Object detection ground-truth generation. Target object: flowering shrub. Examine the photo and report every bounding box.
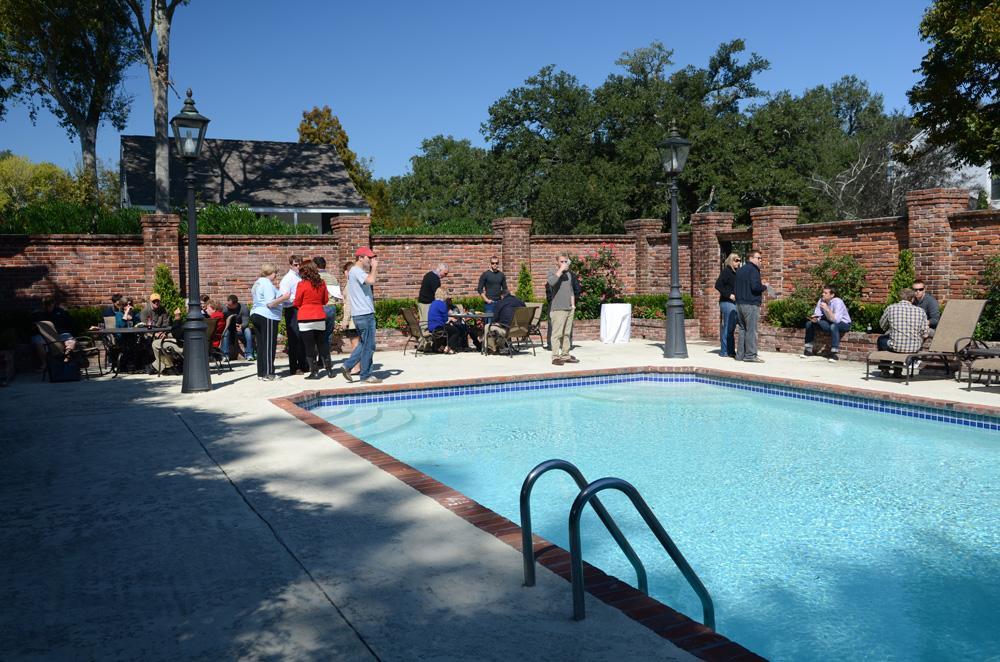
[807,246,867,308]
[569,245,624,320]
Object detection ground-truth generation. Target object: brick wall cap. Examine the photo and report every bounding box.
[689,212,735,225]
[780,216,903,236]
[749,206,800,215]
[624,218,664,231]
[491,217,532,227]
[949,209,1000,224]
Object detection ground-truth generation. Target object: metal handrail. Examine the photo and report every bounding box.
[520,459,648,593]
[569,477,715,630]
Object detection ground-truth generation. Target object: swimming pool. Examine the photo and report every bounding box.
[306,373,1000,661]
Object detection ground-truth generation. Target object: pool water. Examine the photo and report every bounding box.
[314,381,1000,661]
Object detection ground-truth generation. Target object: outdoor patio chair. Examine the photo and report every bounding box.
[965,357,1000,391]
[865,299,986,385]
[35,320,89,382]
[487,306,536,358]
[524,302,544,348]
[204,316,232,374]
[401,307,446,356]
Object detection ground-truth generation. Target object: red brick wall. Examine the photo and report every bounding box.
[370,235,501,299]
[0,234,144,309]
[780,217,907,301]
[948,210,1000,297]
[647,234,692,294]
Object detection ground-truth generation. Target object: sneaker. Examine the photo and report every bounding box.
[744,357,765,363]
[265,374,282,381]
[564,355,580,364]
[552,358,565,366]
[304,371,321,380]
[341,366,353,383]
[799,348,813,358]
[362,375,382,384]
[828,354,839,362]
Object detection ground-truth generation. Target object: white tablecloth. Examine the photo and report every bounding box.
[600,303,632,343]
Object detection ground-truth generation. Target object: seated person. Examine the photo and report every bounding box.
[911,279,940,329]
[205,300,225,348]
[427,288,472,354]
[799,285,852,362]
[221,295,253,359]
[102,293,123,318]
[114,297,140,328]
[30,297,75,370]
[876,287,929,377]
[152,309,185,374]
[485,289,525,352]
[142,293,170,328]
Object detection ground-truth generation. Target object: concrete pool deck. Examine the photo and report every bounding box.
[2,339,997,660]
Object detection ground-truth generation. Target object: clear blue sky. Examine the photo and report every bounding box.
[0,0,932,180]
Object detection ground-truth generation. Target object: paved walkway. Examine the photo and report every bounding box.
[1,339,995,660]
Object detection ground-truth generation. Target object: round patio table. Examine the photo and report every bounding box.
[89,326,172,376]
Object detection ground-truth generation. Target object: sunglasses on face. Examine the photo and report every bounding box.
[913,287,924,292]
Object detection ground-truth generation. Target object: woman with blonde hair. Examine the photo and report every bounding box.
[250,262,289,380]
[714,253,741,358]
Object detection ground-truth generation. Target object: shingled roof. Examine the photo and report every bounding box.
[120,135,370,212]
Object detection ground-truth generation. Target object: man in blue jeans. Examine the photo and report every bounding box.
[341,247,381,384]
[800,285,852,362]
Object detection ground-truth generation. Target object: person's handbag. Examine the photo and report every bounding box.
[46,355,81,382]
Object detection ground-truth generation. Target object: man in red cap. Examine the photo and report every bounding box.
[340,247,381,383]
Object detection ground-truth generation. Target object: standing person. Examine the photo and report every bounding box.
[911,279,941,329]
[876,287,930,377]
[477,256,507,316]
[800,285,852,362]
[546,254,580,366]
[250,263,289,381]
[734,249,769,363]
[714,253,740,358]
[417,263,448,328]
[294,261,334,379]
[221,295,253,360]
[341,247,381,384]
[339,260,361,377]
[279,255,309,375]
[314,256,341,355]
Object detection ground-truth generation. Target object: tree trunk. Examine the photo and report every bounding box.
[152,1,172,214]
[79,123,99,204]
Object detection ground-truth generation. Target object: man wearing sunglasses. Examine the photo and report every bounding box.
[911,279,940,329]
[477,256,507,317]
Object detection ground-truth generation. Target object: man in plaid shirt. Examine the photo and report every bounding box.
[877,287,929,375]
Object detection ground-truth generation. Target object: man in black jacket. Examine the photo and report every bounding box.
[734,249,769,363]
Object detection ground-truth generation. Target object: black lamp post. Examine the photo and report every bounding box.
[170,89,211,393]
[657,121,691,359]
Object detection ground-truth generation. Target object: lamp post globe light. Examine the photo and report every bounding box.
[657,121,691,359]
[170,89,212,393]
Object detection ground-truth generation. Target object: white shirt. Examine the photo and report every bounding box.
[278,269,301,309]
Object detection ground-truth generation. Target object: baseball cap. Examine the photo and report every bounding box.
[355,247,376,258]
[149,292,161,301]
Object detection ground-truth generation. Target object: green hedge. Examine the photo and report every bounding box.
[1,202,143,234]
[622,294,694,320]
[767,297,886,332]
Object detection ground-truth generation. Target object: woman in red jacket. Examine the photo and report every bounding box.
[294,261,334,379]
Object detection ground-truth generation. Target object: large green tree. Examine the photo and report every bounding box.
[0,0,139,201]
[908,0,1000,173]
[298,105,390,226]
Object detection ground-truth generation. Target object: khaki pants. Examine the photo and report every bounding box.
[417,302,432,332]
[549,308,574,358]
[153,338,181,370]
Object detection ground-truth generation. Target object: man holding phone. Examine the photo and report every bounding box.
[800,285,852,362]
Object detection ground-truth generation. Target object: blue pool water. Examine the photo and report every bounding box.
[313,379,1000,661]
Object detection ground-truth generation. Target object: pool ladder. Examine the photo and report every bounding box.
[520,459,715,630]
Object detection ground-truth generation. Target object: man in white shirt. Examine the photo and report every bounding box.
[279,254,308,375]
[340,247,381,384]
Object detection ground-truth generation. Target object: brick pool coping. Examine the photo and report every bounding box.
[270,366,999,662]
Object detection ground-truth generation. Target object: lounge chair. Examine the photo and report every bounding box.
[401,307,446,356]
[865,299,986,385]
[965,357,1000,391]
[487,306,536,357]
[35,320,90,381]
[524,302,544,349]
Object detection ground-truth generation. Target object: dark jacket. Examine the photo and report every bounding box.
[493,295,525,327]
[735,262,765,305]
[418,271,441,304]
[714,267,737,303]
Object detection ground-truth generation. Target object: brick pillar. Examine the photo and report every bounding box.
[492,216,532,290]
[749,206,798,295]
[690,211,734,340]
[329,215,372,270]
[624,218,663,295]
[141,214,181,296]
[905,188,969,298]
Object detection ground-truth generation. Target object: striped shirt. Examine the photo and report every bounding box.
[879,301,929,352]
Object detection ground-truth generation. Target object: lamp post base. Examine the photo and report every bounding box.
[663,297,688,359]
[181,318,212,392]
